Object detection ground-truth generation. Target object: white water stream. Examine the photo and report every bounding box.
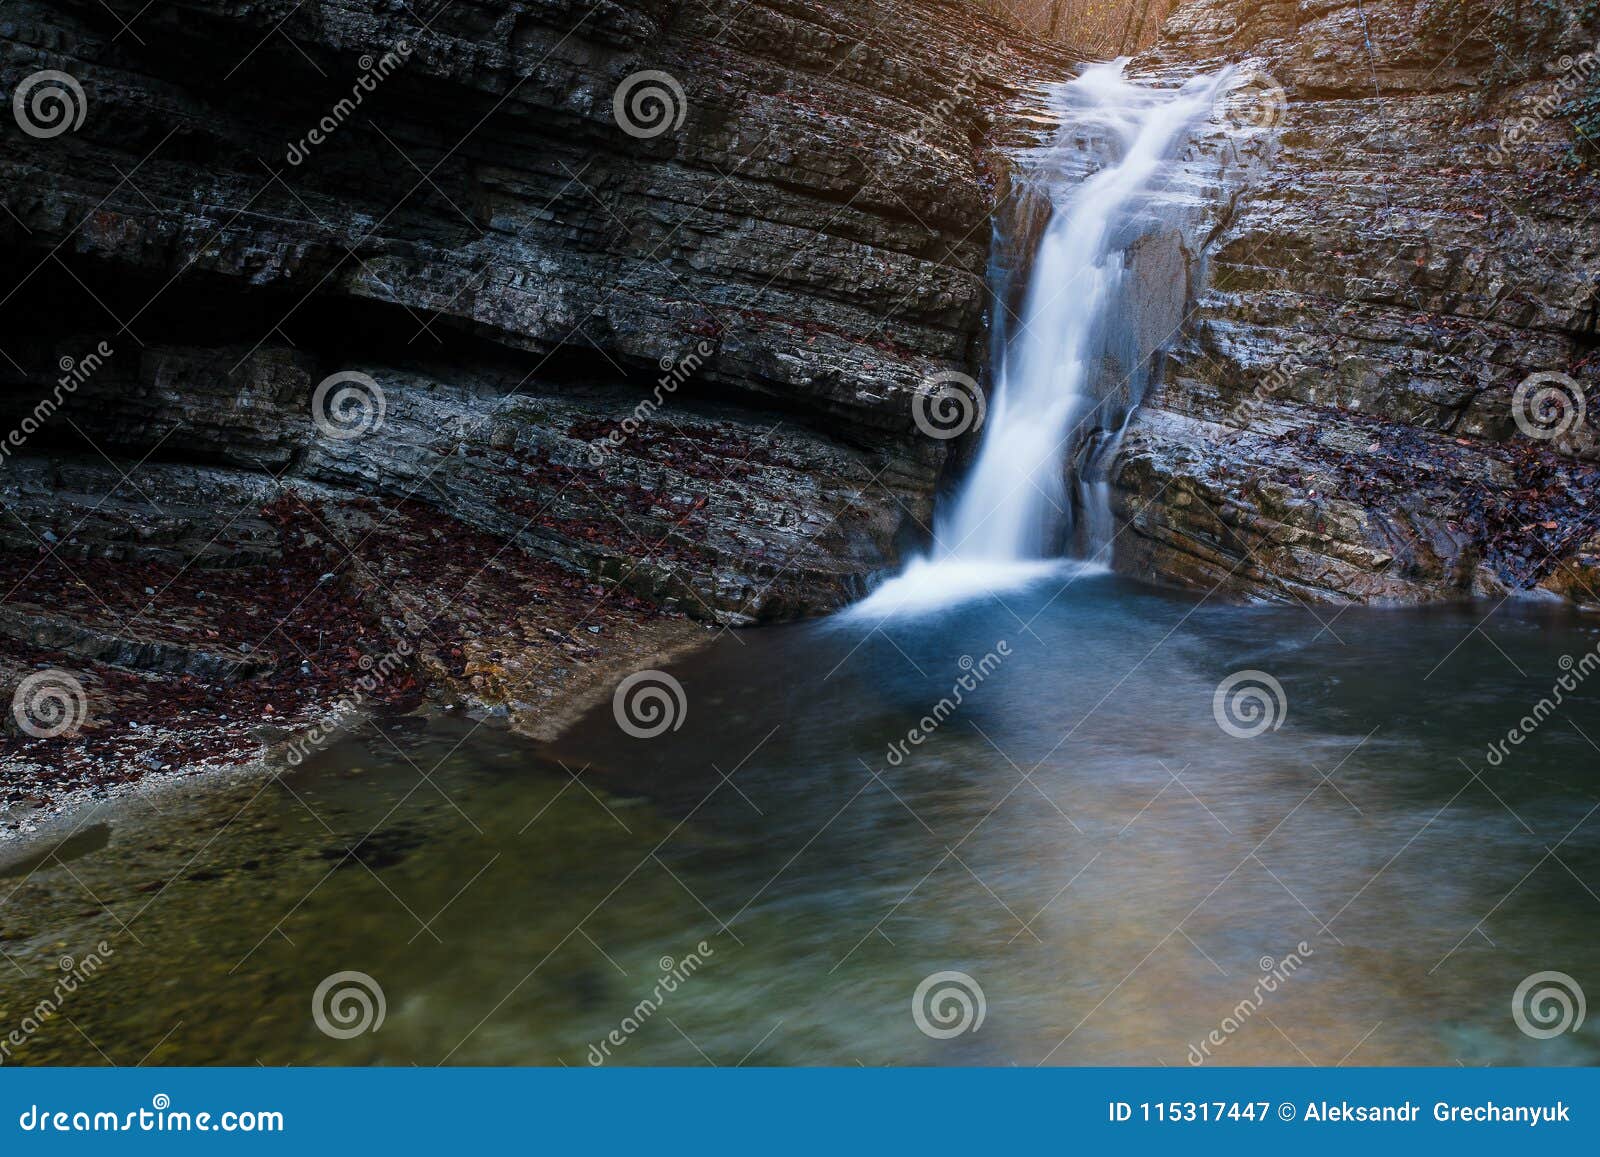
[850,62,1230,620]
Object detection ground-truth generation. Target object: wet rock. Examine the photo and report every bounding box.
[0,0,1079,817]
[0,0,1074,621]
[1113,0,1600,606]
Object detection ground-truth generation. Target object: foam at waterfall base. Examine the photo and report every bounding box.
[841,556,1108,622]
[838,61,1227,624]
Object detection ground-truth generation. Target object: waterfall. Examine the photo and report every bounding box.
[848,61,1229,620]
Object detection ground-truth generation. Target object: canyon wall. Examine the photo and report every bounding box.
[0,0,1068,626]
[0,0,1073,793]
[7,0,1599,801]
[1114,0,1600,606]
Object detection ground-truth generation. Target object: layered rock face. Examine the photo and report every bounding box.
[1113,0,1600,606]
[0,0,1076,799]
[0,0,1069,626]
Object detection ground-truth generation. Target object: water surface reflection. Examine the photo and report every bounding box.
[3,575,1597,1065]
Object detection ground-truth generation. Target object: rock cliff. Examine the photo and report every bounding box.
[1113,0,1600,606]
[7,0,1600,815]
[1,0,1071,625]
[0,0,1071,803]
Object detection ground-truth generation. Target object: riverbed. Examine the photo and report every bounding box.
[2,571,1597,1066]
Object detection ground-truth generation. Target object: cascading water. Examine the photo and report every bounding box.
[849,61,1230,620]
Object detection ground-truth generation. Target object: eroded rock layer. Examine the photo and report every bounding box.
[1114,0,1600,606]
[0,0,1073,806]
[0,0,1071,624]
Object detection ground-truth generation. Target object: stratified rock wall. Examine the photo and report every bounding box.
[0,0,1071,623]
[1115,0,1600,605]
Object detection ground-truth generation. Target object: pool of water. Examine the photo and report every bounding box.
[3,572,1598,1066]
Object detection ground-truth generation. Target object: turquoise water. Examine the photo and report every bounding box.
[2,573,1598,1065]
